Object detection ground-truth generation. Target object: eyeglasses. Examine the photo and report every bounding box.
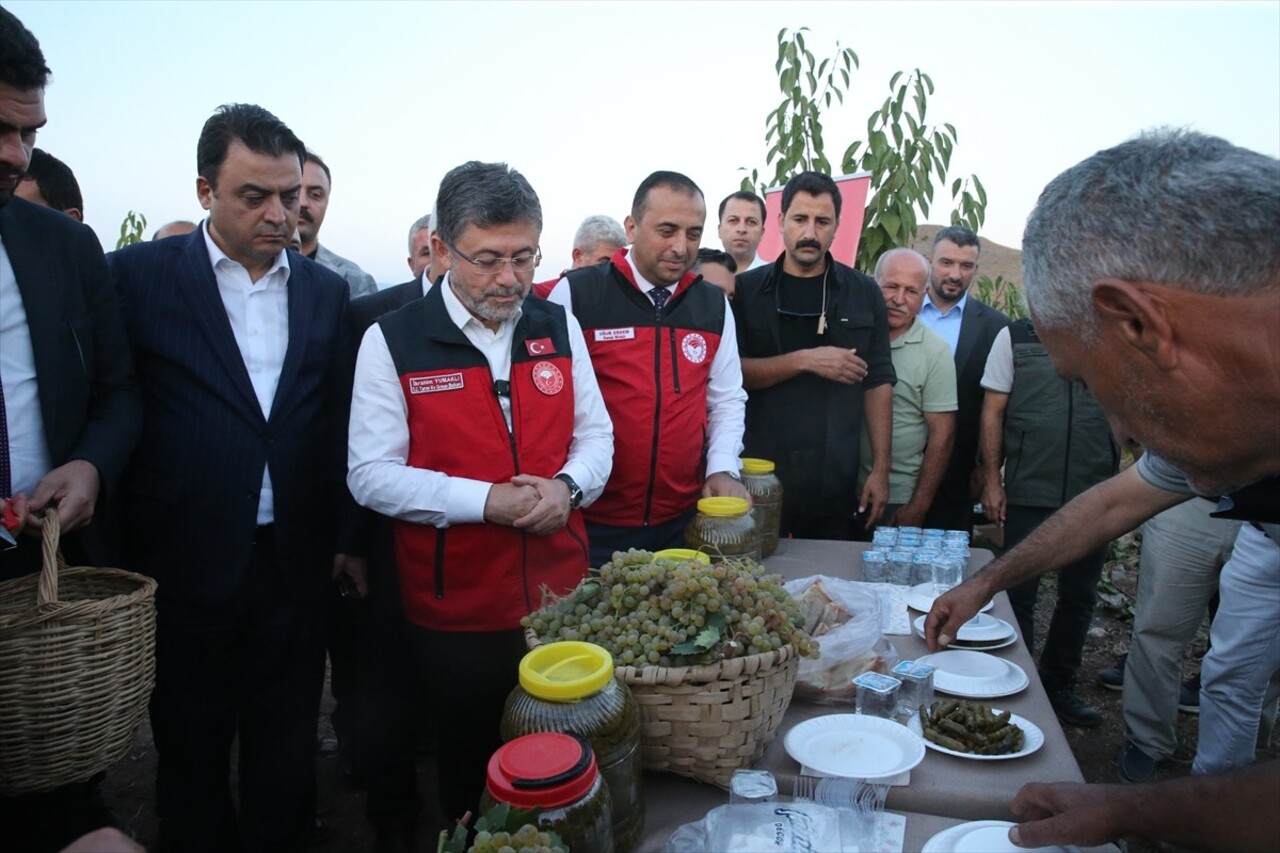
[450,245,542,275]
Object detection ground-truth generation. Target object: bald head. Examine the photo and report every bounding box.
[875,248,931,338]
[154,220,198,240]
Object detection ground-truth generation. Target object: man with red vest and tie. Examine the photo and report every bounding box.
[347,161,613,826]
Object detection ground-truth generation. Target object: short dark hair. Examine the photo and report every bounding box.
[694,247,738,274]
[196,104,306,190]
[932,225,981,254]
[434,161,542,248]
[305,150,331,184]
[23,148,82,214]
[0,8,51,90]
[781,171,841,220]
[718,190,766,222]
[631,170,703,221]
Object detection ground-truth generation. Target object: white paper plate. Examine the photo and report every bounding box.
[921,710,1044,760]
[922,820,1080,852]
[913,614,1017,649]
[905,582,994,614]
[916,650,1030,698]
[784,713,926,780]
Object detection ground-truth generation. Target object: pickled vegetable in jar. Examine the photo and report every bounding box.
[482,732,614,853]
[740,458,783,557]
[502,642,643,852]
[684,496,762,563]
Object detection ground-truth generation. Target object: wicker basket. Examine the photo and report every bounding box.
[0,510,157,795]
[526,629,799,788]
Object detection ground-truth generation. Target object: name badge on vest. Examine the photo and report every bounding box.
[531,361,564,396]
[408,372,464,394]
[594,327,635,342]
[525,337,554,356]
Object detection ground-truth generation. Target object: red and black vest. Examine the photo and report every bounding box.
[563,249,725,527]
[377,286,590,631]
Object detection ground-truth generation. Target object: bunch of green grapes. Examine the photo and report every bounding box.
[523,550,819,666]
[470,824,566,853]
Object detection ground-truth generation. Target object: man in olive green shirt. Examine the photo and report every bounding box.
[859,249,957,529]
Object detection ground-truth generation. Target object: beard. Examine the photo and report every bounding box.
[453,280,527,325]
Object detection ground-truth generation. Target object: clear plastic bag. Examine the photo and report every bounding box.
[784,575,900,704]
[663,802,861,852]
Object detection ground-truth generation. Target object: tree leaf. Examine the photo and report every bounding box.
[890,69,903,90]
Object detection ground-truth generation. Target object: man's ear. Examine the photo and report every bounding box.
[1091,279,1178,370]
[64,207,83,222]
[571,246,584,268]
[196,176,214,211]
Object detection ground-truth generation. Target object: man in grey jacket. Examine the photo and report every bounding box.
[298,150,377,297]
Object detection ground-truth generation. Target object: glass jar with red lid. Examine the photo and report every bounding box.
[481,731,614,852]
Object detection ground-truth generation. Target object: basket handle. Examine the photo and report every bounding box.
[37,508,63,607]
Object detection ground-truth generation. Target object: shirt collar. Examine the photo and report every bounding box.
[439,271,522,333]
[625,250,660,294]
[892,316,926,347]
[923,290,967,317]
[202,220,290,282]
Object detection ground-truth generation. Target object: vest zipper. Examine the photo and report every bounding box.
[669,327,682,393]
[644,322,663,526]
[500,382,532,610]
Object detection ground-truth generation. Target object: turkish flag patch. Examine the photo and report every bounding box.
[525,337,554,356]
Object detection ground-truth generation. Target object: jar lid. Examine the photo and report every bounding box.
[486,732,597,809]
[654,548,711,565]
[740,457,776,475]
[519,641,614,701]
[696,496,750,517]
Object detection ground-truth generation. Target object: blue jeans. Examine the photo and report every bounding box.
[1194,524,1280,775]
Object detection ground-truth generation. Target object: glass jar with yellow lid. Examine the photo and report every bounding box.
[684,496,762,563]
[739,458,783,556]
[501,642,643,852]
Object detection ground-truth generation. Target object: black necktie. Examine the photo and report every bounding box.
[650,286,671,313]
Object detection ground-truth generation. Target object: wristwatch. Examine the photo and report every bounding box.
[555,473,584,509]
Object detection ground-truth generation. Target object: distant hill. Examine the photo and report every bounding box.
[910,224,1022,289]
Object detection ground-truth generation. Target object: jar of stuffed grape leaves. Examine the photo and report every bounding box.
[502,643,642,852]
[685,497,762,563]
[740,458,783,557]
[482,732,614,853]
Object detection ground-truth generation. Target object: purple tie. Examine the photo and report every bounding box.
[650,286,671,313]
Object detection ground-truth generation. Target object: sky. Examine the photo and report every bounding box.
[9,0,1280,286]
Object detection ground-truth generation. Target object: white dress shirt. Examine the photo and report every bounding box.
[0,233,52,496]
[203,222,290,524]
[545,254,746,477]
[347,272,614,527]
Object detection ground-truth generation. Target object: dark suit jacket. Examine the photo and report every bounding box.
[0,199,142,570]
[350,276,424,338]
[938,296,1010,504]
[107,229,353,609]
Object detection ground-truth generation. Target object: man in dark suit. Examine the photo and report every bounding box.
[0,10,143,851]
[107,103,361,853]
[918,226,1010,533]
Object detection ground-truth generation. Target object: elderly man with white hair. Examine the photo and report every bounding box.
[858,248,956,532]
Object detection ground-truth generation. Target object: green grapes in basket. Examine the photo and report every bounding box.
[522,549,819,667]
